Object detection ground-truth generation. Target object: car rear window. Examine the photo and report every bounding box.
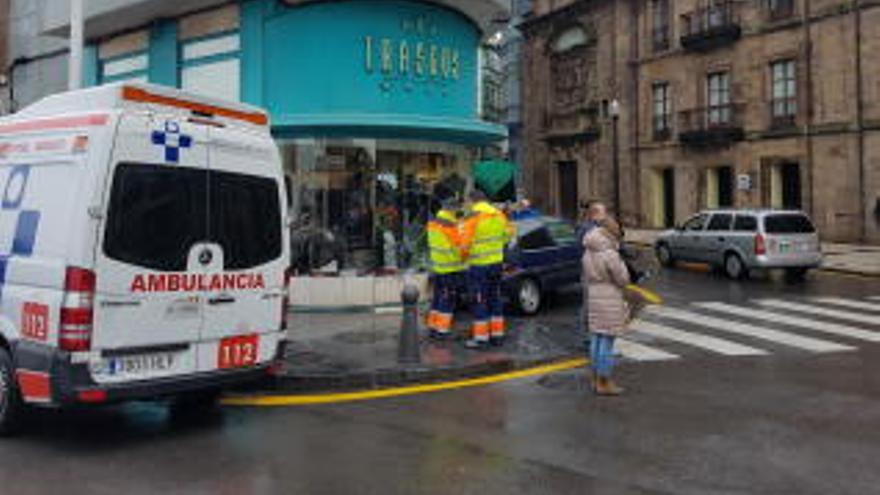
[763,214,816,234]
[104,163,281,271]
[516,219,555,250]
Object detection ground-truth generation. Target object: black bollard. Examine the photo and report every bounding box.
[397,283,422,365]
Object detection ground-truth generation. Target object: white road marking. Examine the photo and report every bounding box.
[631,320,769,356]
[646,306,854,353]
[756,299,880,326]
[811,297,880,313]
[615,338,680,362]
[696,302,880,343]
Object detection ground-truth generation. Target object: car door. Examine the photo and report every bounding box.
[704,213,733,265]
[197,127,287,373]
[674,213,709,262]
[92,114,208,382]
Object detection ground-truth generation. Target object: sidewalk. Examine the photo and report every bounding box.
[271,310,584,393]
[625,229,880,277]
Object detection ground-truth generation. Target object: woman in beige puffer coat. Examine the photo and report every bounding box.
[582,219,631,396]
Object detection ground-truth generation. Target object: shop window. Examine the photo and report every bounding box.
[286,139,473,276]
[101,52,149,84]
[180,32,241,102]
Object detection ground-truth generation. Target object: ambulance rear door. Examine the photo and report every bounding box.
[91,113,209,384]
[196,126,286,373]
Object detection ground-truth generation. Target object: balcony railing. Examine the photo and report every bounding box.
[769,97,798,129]
[680,1,742,51]
[678,103,745,146]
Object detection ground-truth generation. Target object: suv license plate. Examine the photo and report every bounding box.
[218,335,259,369]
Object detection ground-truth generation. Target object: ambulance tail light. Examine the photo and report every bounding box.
[280,268,293,331]
[60,267,96,352]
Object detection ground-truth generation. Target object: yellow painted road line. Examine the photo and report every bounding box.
[221,358,588,407]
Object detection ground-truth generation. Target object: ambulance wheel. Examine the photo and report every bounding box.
[515,277,543,316]
[0,347,23,437]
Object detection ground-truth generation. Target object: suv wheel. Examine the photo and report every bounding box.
[656,244,674,267]
[724,253,747,280]
[0,348,23,436]
[516,277,542,316]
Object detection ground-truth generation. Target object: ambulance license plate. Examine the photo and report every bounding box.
[102,353,176,377]
[218,335,259,369]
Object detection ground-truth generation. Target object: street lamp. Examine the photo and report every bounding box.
[68,0,84,90]
[609,99,621,219]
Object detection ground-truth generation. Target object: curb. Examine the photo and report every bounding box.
[245,353,582,395]
[816,266,880,279]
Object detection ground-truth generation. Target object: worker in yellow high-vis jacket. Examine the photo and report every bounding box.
[426,199,466,340]
[460,190,515,350]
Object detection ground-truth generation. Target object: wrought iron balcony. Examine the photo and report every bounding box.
[678,104,745,146]
[769,97,798,130]
[680,1,741,52]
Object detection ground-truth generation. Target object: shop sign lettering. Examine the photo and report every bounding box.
[363,15,461,83]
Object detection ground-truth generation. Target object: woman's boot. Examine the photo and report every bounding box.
[594,377,624,396]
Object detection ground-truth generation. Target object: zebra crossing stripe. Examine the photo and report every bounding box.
[810,297,880,313]
[630,320,768,356]
[756,299,880,326]
[696,302,880,343]
[646,306,854,353]
[616,338,680,362]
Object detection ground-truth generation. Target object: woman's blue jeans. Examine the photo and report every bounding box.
[589,333,616,378]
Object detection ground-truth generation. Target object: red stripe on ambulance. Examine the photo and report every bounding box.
[130,273,266,293]
[0,114,109,134]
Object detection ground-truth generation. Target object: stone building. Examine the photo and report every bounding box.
[522,0,880,243]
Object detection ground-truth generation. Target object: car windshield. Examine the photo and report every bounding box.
[764,214,816,234]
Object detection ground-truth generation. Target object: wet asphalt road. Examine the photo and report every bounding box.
[2,267,880,494]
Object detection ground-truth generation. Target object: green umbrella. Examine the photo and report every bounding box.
[473,160,518,201]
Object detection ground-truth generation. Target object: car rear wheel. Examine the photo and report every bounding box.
[0,348,23,437]
[724,253,747,280]
[515,277,542,316]
[656,244,674,267]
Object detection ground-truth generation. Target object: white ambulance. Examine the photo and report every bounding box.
[0,83,290,434]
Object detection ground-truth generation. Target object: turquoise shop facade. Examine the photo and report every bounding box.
[82,0,506,145]
[77,0,507,303]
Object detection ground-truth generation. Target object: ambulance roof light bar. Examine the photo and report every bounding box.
[121,86,268,127]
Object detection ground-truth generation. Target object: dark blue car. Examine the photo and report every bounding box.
[502,215,583,315]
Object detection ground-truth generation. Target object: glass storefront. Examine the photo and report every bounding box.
[282,138,478,276]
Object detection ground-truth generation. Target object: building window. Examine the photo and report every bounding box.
[707,71,731,125]
[652,82,671,139]
[652,0,671,52]
[771,59,797,127]
[101,52,149,84]
[180,31,241,102]
[766,0,795,20]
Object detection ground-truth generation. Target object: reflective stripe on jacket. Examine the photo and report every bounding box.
[427,210,465,274]
[461,201,515,267]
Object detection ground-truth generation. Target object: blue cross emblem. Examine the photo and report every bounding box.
[151,121,192,163]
